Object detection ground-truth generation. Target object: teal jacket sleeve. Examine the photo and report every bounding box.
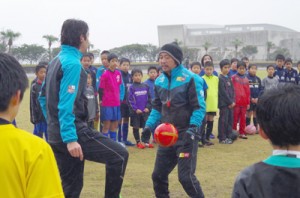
[189,75,206,127]
[58,63,81,143]
[38,81,47,121]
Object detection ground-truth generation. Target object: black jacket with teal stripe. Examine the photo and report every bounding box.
[145,64,206,133]
[39,45,88,144]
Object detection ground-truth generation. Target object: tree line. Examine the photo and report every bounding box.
[0,29,292,65]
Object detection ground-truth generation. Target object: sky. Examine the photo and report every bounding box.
[1,0,299,52]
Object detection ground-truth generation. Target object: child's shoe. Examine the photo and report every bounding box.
[239,134,248,139]
[219,138,233,144]
[204,140,214,146]
[210,134,215,139]
[137,142,145,149]
[145,143,154,148]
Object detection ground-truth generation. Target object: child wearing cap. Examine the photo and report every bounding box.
[232,84,300,197]
[99,53,125,141]
[232,61,250,139]
[143,42,206,197]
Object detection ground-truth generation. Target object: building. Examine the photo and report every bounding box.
[157,24,300,61]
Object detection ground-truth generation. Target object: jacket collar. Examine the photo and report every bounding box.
[60,45,82,59]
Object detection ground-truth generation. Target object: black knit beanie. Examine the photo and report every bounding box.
[159,42,183,65]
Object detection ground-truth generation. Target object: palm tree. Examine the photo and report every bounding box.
[43,35,58,61]
[202,41,212,54]
[0,30,21,54]
[266,41,276,61]
[232,39,243,57]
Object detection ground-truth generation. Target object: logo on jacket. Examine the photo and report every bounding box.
[116,75,120,82]
[176,77,186,82]
[68,85,76,93]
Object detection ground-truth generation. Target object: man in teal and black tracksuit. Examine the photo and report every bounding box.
[142,42,206,198]
[39,19,128,198]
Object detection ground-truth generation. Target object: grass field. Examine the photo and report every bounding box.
[16,70,270,198]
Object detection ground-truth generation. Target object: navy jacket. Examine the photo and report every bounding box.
[218,74,235,108]
[144,78,155,99]
[121,70,132,103]
[274,65,286,83]
[284,68,298,84]
[30,79,45,124]
[247,74,262,98]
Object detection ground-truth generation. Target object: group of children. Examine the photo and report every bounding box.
[189,54,300,146]
[30,52,300,149]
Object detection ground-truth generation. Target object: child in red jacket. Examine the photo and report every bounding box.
[232,61,250,139]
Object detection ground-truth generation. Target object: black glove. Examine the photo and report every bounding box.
[141,126,151,143]
[185,125,200,141]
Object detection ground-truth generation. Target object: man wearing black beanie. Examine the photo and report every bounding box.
[142,42,206,197]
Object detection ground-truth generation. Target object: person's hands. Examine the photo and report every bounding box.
[144,108,149,113]
[136,109,143,114]
[184,125,200,141]
[67,142,84,161]
[247,105,250,110]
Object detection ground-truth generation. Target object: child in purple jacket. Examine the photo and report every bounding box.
[127,69,152,149]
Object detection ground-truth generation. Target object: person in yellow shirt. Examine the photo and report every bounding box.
[202,61,219,146]
[0,53,64,198]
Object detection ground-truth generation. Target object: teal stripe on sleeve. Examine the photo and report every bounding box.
[146,109,162,130]
[58,61,81,143]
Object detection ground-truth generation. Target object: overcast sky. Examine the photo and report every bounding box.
[1,0,299,51]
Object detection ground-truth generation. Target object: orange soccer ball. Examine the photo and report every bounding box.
[154,123,178,147]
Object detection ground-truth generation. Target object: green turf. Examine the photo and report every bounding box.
[16,72,271,197]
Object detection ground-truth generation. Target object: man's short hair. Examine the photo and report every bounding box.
[0,53,28,112]
[257,84,300,147]
[60,19,89,48]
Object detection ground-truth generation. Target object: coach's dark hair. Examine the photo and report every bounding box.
[120,57,130,66]
[248,64,257,70]
[0,53,28,112]
[148,66,158,73]
[35,64,46,74]
[101,50,110,56]
[60,19,89,48]
[201,54,213,67]
[131,68,143,77]
[190,61,202,69]
[275,54,285,61]
[231,58,239,64]
[219,59,230,69]
[257,84,300,147]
